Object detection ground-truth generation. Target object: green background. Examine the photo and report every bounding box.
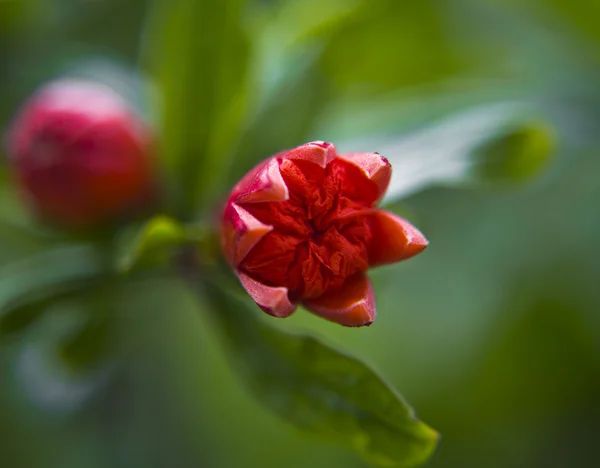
[1,0,599,467]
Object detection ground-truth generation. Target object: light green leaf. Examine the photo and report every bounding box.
[0,244,107,337]
[198,269,438,467]
[337,103,555,203]
[116,215,188,273]
[146,0,250,215]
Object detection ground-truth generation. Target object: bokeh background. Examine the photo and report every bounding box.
[1,1,599,467]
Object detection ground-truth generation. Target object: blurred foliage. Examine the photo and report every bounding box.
[1,0,599,468]
[116,216,188,273]
[147,0,250,216]
[0,245,108,337]
[199,267,438,467]
[336,102,556,202]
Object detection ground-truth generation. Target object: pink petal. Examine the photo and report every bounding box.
[280,141,337,168]
[303,274,376,327]
[367,210,428,267]
[336,152,391,201]
[222,204,273,266]
[235,158,289,204]
[238,272,296,318]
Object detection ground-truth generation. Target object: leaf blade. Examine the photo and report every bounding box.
[115,215,187,273]
[147,0,250,214]
[198,270,438,467]
[335,102,556,203]
[0,244,107,337]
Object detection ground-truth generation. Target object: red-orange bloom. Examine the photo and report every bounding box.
[221,141,427,327]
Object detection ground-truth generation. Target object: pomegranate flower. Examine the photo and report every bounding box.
[221,141,428,327]
[6,80,156,228]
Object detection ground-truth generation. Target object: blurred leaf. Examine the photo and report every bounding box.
[58,305,112,372]
[227,61,329,187]
[468,294,600,422]
[226,0,365,189]
[471,122,554,182]
[197,267,438,467]
[62,58,154,121]
[0,244,107,337]
[481,0,600,55]
[337,103,555,204]
[13,301,114,413]
[116,215,188,273]
[252,0,364,102]
[315,80,535,141]
[0,0,39,34]
[147,0,250,215]
[544,0,600,51]
[320,0,469,93]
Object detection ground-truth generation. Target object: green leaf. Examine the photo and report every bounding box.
[13,300,113,412]
[252,0,365,103]
[226,0,365,189]
[0,0,39,34]
[57,302,112,372]
[470,122,555,183]
[197,268,438,467]
[0,244,107,337]
[320,1,470,93]
[146,0,250,215]
[116,215,188,273]
[336,103,556,203]
[227,60,329,188]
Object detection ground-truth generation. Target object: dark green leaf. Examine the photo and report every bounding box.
[13,301,114,412]
[57,304,112,372]
[197,268,438,467]
[0,244,107,337]
[226,0,364,188]
[146,0,250,215]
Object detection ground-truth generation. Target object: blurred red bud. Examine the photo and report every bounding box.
[221,141,428,327]
[5,80,157,229]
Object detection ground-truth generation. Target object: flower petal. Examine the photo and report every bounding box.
[238,272,296,318]
[235,157,289,204]
[336,152,391,201]
[280,141,337,168]
[303,274,376,327]
[222,204,273,266]
[367,210,428,266]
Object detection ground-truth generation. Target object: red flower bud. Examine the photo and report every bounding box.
[6,80,156,228]
[221,141,428,327]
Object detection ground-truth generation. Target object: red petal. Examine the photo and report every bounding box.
[336,152,391,201]
[280,141,337,168]
[238,272,296,318]
[367,210,428,266]
[222,204,273,266]
[235,158,289,204]
[303,274,376,327]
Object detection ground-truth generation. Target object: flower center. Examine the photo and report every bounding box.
[239,158,379,301]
